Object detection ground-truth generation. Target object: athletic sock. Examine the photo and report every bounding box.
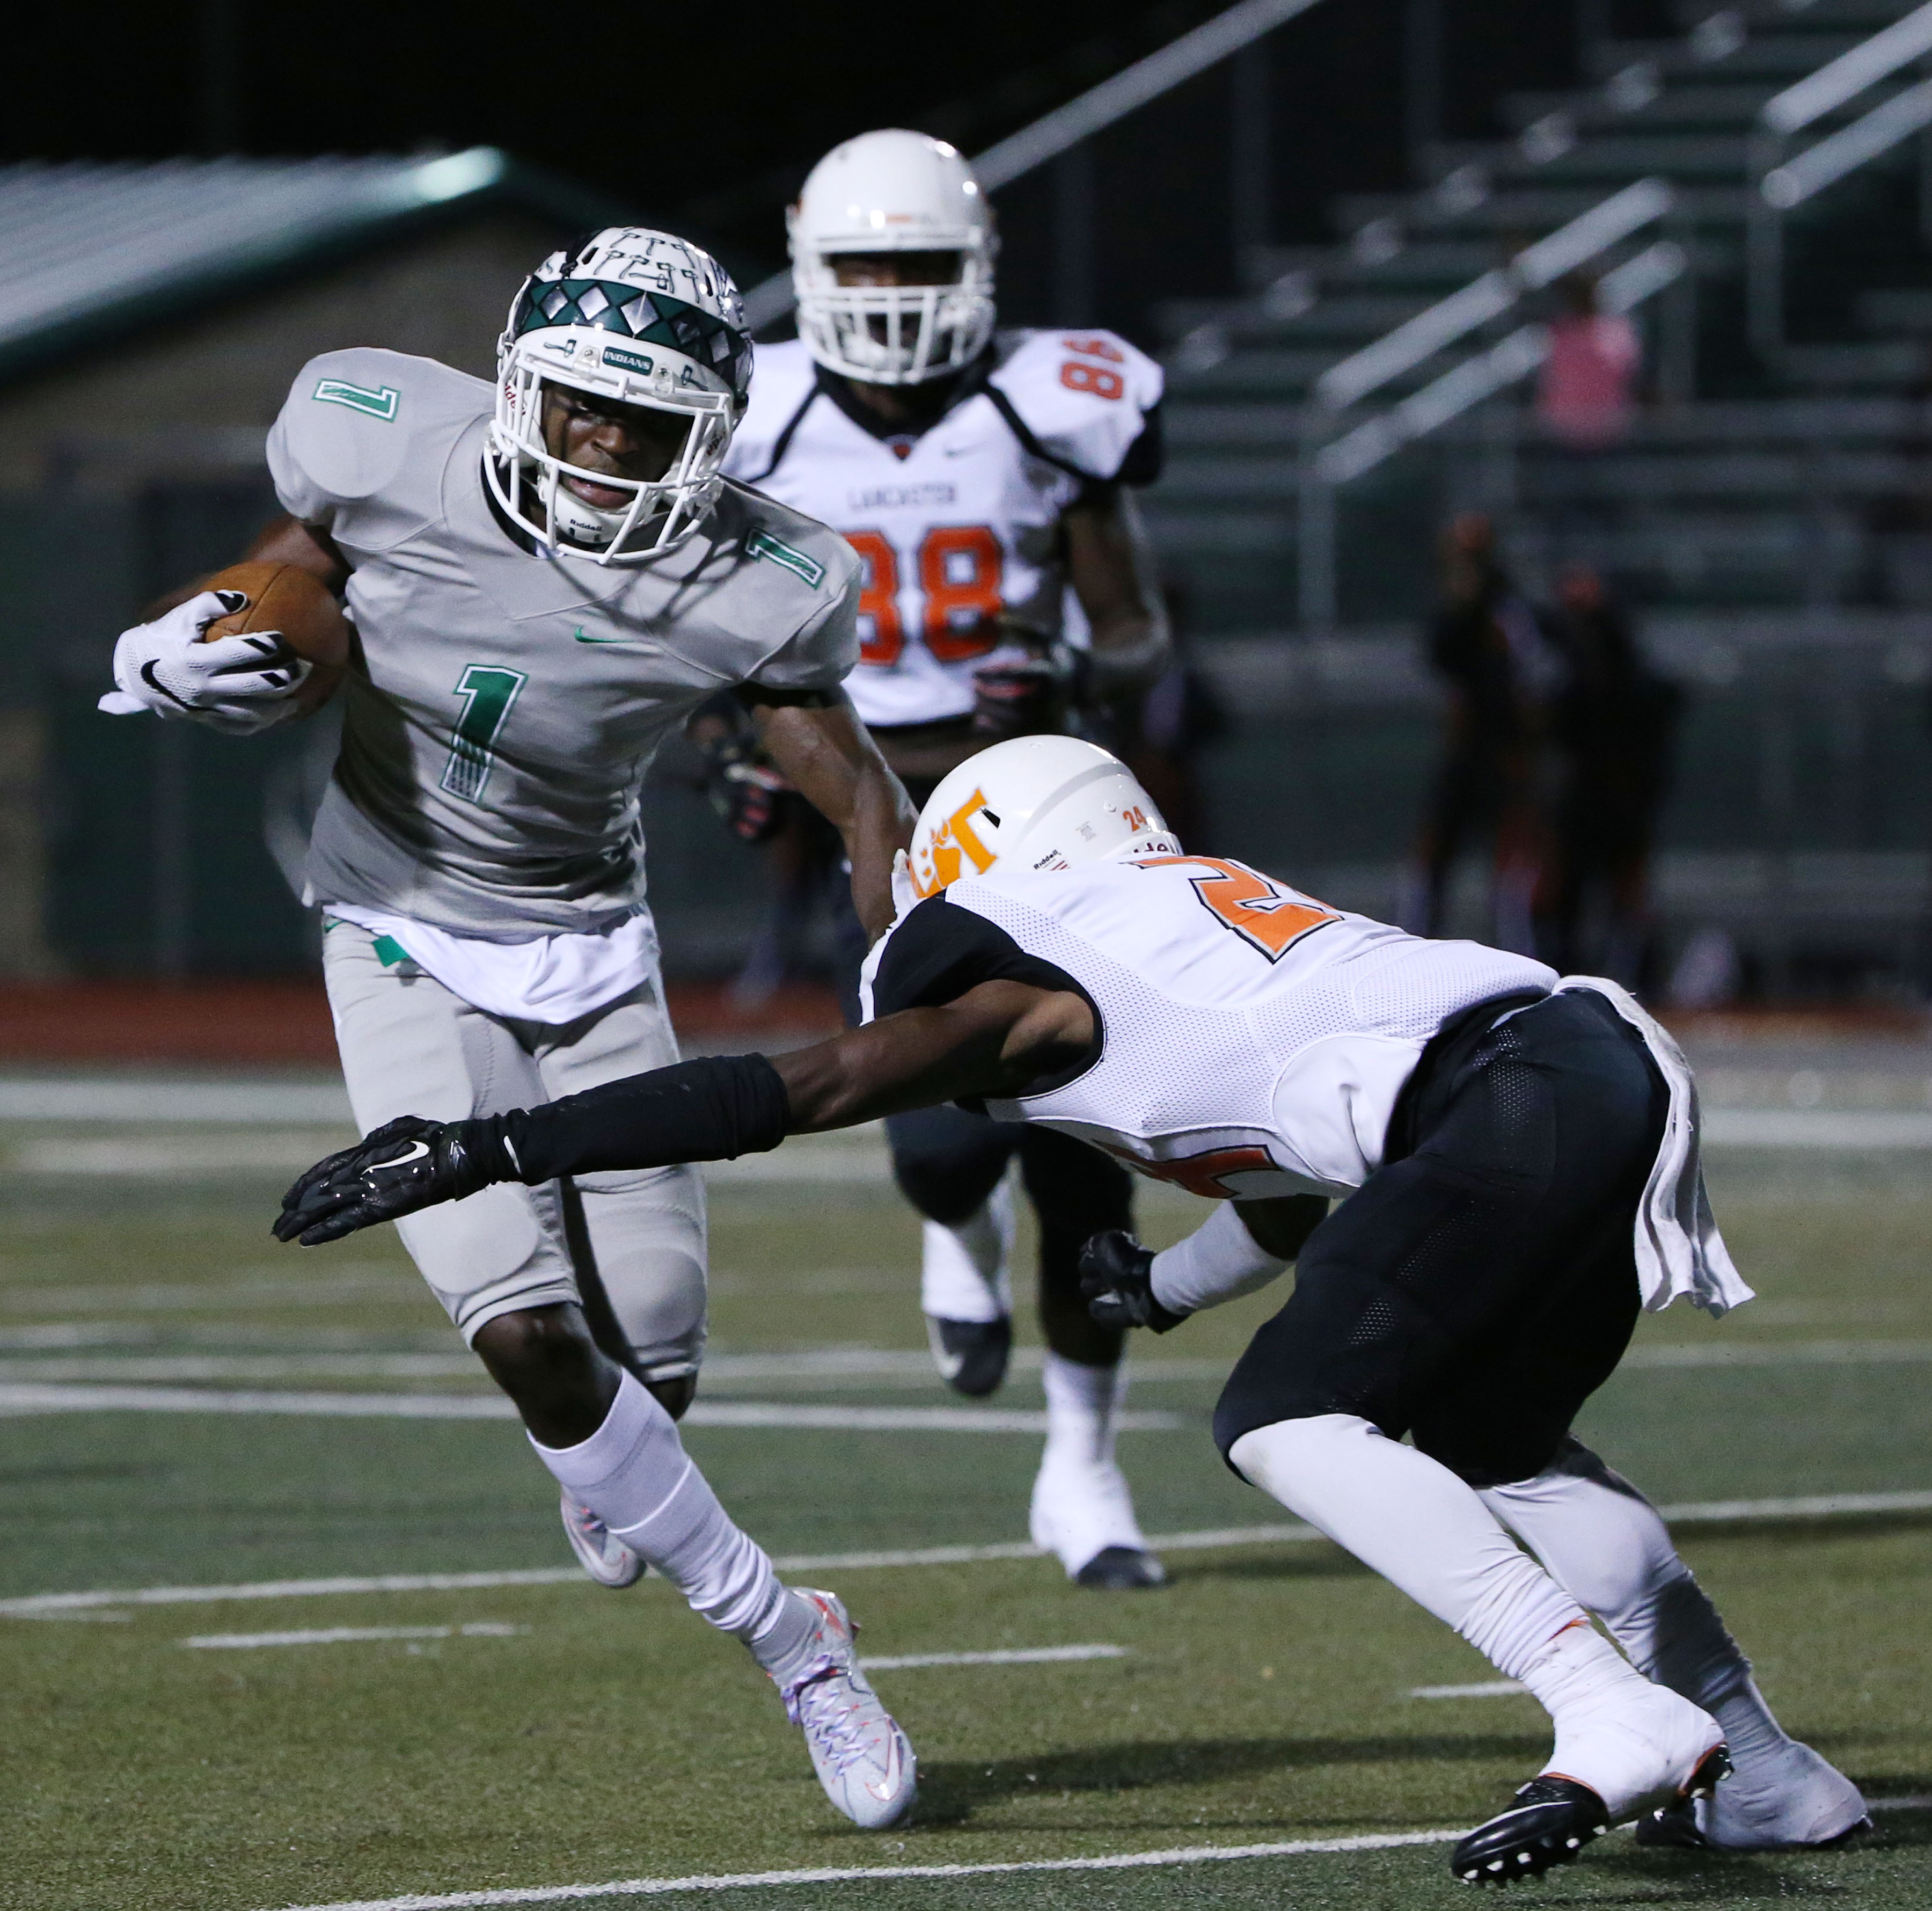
[531,1371,814,1674]
[919,1180,1015,1322]
[1480,1442,1809,1791]
[1228,1414,1587,1677]
[1150,1200,1289,1318]
[1030,1351,1145,1571]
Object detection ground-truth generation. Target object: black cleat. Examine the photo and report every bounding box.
[1073,1545,1168,1591]
[1452,1777,1609,1886]
[1637,1797,1871,1852]
[925,1312,1011,1397]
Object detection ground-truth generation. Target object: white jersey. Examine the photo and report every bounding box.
[863,856,1553,1200]
[724,331,1162,730]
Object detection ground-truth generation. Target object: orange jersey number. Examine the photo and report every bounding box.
[845,529,904,666]
[920,525,1005,663]
[1060,334,1126,400]
[1101,1142,1278,1200]
[1139,856,1340,961]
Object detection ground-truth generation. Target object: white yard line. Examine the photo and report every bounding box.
[250,1796,1932,1911]
[184,1624,527,1650]
[1409,1680,1527,1700]
[5,1491,1927,1622]
[1701,1108,1932,1148]
[258,1832,1470,1911]
[0,1384,1182,1434]
[859,1645,1128,1671]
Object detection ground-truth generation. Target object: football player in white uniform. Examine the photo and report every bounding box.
[720,129,1174,1592]
[283,736,1868,1885]
[99,228,917,1829]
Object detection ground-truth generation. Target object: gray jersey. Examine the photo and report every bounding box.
[268,347,861,940]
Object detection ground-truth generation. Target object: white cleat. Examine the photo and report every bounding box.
[1545,1676,1726,1821]
[774,1588,917,1829]
[559,1489,645,1589]
[1029,1455,1165,1590]
[1454,1683,1728,1886]
[1639,1737,1870,1850]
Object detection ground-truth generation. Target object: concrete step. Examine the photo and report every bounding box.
[1856,288,1932,332]
[1584,33,1869,86]
[1517,447,1928,501]
[1332,183,1754,239]
[1425,132,1755,187]
[1677,0,1923,32]
[1499,83,1785,137]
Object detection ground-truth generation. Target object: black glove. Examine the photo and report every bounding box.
[1079,1228,1188,1333]
[274,1115,496,1246]
[971,641,1088,739]
[700,735,790,844]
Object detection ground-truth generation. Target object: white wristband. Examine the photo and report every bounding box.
[1150,1200,1290,1317]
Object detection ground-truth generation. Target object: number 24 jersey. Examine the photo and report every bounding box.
[724,330,1162,730]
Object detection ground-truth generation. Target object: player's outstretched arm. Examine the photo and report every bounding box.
[1064,488,1172,705]
[744,686,916,940]
[274,981,1093,1246]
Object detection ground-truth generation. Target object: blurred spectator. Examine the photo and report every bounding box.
[1540,564,1680,987]
[1406,514,1564,954]
[1536,271,1641,449]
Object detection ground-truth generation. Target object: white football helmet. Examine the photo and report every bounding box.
[790,130,997,386]
[908,738,1180,899]
[488,228,753,563]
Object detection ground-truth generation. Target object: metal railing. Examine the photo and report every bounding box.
[738,0,1330,334]
[1750,0,1932,353]
[1297,181,1681,625]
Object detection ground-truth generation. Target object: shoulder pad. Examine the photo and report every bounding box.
[985,329,1163,482]
[718,482,862,599]
[724,339,819,479]
[268,348,488,509]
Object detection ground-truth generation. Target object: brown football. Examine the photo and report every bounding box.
[195,560,350,718]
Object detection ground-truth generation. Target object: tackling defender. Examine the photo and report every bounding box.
[279,736,1868,1883]
[100,227,917,1828]
[721,129,1174,1591]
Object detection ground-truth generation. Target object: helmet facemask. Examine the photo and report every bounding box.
[488,232,752,564]
[793,244,996,385]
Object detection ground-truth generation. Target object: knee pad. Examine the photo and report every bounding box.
[888,1113,1013,1225]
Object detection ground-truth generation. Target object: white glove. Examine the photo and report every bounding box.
[100,591,312,735]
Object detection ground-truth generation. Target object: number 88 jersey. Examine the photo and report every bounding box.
[724,330,1163,730]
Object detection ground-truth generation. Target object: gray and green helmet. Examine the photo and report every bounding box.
[488,227,753,562]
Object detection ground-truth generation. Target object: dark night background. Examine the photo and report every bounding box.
[10,1,1678,330]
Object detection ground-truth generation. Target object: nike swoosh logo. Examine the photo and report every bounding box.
[375,1140,431,1170]
[573,625,649,646]
[138,660,194,710]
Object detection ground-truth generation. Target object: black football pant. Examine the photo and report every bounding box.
[1213,989,1666,1487]
[887,1104,1135,1368]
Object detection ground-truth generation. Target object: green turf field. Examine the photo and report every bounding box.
[0,1115,1927,1910]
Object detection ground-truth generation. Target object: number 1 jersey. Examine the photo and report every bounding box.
[267,347,861,940]
[723,331,1162,730]
[861,857,1554,1199]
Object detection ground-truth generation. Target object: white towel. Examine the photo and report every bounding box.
[1555,976,1754,1318]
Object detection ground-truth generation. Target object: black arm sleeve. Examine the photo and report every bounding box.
[465,1054,791,1185]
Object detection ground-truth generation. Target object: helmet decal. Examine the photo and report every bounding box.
[488,225,749,565]
[510,280,752,404]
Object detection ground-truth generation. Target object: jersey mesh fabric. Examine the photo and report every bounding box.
[946,863,1553,1191]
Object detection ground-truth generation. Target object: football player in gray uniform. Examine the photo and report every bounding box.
[280,736,1868,1885]
[100,228,918,1829]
